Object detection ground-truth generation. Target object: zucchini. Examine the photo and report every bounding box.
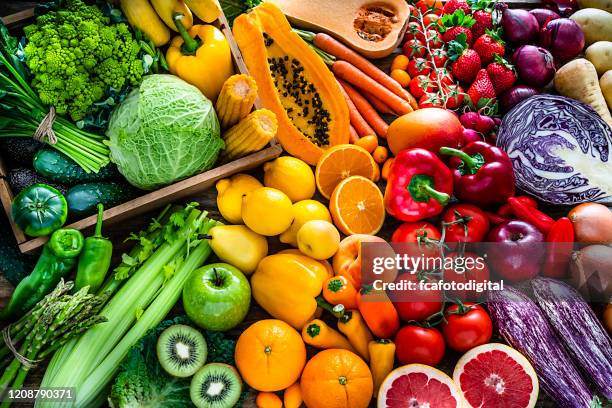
[33,149,121,185]
[66,182,139,219]
[531,278,612,400]
[488,286,595,408]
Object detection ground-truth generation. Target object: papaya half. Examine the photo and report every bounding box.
[233,3,350,165]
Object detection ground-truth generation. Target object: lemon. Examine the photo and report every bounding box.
[279,200,332,247]
[297,220,340,260]
[242,187,294,236]
[216,174,262,224]
[263,157,315,202]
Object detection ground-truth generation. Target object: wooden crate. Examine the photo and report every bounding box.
[0,7,282,254]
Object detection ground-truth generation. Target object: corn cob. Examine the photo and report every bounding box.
[215,74,258,130]
[222,109,277,161]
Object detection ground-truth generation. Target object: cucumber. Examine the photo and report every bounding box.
[66,182,139,219]
[33,148,121,185]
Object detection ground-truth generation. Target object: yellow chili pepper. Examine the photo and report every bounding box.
[337,309,374,362]
[166,14,233,100]
[368,339,396,397]
[302,319,356,353]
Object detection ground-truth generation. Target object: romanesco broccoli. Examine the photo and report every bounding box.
[23,0,143,121]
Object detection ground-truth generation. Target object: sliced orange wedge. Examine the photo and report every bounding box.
[330,175,385,235]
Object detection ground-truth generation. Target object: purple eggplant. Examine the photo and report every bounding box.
[488,286,595,407]
[531,278,612,400]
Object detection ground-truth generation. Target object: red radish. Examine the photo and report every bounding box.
[379,365,462,408]
[460,112,496,134]
[462,128,483,144]
[453,343,539,408]
[529,8,560,28]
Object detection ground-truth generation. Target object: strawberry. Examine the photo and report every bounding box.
[439,10,476,45]
[467,69,496,107]
[471,10,493,38]
[447,33,481,83]
[473,29,505,64]
[486,55,516,94]
[442,0,471,15]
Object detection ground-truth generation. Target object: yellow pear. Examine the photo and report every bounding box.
[216,174,262,224]
[206,225,268,275]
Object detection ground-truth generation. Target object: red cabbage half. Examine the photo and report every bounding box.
[497,95,612,205]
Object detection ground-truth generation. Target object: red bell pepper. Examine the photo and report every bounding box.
[484,211,507,226]
[507,197,555,234]
[439,141,515,207]
[384,148,453,222]
[498,195,537,218]
[543,217,574,278]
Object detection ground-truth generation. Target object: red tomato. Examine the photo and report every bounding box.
[430,68,454,86]
[419,93,445,108]
[423,13,440,27]
[441,203,490,243]
[416,0,443,15]
[403,39,427,58]
[431,48,448,68]
[404,21,422,42]
[407,58,432,78]
[443,84,465,109]
[441,303,493,352]
[443,251,491,301]
[395,325,445,365]
[392,273,444,322]
[408,4,419,21]
[426,29,443,49]
[392,221,441,243]
[409,75,436,99]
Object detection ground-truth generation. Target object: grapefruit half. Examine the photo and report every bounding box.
[453,343,539,408]
[378,364,462,408]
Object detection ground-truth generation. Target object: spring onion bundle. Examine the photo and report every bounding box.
[37,203,219,407]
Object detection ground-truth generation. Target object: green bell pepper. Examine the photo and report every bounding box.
[0,228,84,320]
[11,184,68,237]
[75,204,113,293]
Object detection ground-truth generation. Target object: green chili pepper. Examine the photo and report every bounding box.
[0,228,84,320]
[74,204,113,293]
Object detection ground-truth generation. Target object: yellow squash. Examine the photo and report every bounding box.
[120,0,170,46]
[233,3,349,165]
[185,0,222,23]
[150,0,193,31]
[251,253,327,329]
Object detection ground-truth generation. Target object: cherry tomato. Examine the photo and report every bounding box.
[395,325,445,365]
[443,84,465,109]
[403,21,422,42]
[408,4,419,21]
[403,39,427,58]
[407,58,432,78]
[419,92,445,108]
[409,75,436,99]
[441,303,493,352]
[443,251,491,301]
[431,48,448,68]
[416,0,444,15]
[423,13,440,27]
[391,221,443,262]
[441,203,490,243]
[429,68,454,86]
[392,273,444,322]
[426,29,443,49]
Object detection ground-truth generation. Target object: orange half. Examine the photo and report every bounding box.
[315,144,378,200]
[330,175,385,235]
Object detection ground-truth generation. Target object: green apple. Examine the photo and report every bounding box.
[183,263,251,331]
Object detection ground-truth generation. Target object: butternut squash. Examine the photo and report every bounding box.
[233,3,350,165]
[150,0,193,31]
[184,0,221,23]
[120,0,170,47]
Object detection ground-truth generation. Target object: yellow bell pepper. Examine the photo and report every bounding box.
[251,253,326,329]
[166,15,233,101]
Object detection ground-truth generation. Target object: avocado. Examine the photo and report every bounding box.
[8,168,68,195]
[0,138,43,167]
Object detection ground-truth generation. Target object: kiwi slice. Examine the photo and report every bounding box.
[190,363,242,408]
[156,324,207,377]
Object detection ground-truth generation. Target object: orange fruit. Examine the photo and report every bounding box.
[315,144,378,200]
[381,158,394,180]
[235,319,306,391]
[354,135,378,153]
[256,392,283,408]
[387,108,463,156]
[301,349,373,408]
[390,54,410,72]
[390,69,411,88]
[330,175,385,235]
[372,146,388,164]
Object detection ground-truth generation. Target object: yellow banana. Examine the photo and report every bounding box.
[151,0,194,31]
[120,0,170,46]
[184,0,221,23]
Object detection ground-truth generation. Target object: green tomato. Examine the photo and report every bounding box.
[11,184,68,237]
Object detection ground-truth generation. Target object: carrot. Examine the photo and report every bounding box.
[364,91,396,116]
[554,58,612,128]
[333,61,414,116]
[339,79,390,138]
[338,80,375,137]
[349,125,360,143]
[314,33,417,105]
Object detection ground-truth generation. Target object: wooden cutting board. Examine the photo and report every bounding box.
[265,0,410,59]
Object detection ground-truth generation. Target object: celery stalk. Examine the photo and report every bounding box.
[75,219,218,406]
[39,208,205,396]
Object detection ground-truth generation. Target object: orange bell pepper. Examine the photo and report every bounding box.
[322,276,358,309]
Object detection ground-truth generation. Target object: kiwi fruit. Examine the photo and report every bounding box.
[156,324,207,377]
[190,363,242,408]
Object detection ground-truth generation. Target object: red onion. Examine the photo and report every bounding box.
[499,85,539,112]
[541,0,577,16]
[512,45,556,87]
[501,9,539,45]
[530,8,560,28]
[539,18,585,62]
